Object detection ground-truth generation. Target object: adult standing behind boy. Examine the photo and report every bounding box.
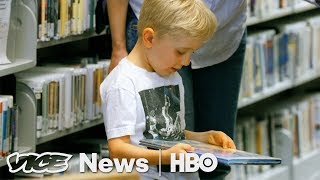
[107,0,246,179]
[101,0,236,179]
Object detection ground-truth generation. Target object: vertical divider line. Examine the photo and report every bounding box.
[159,149,162,176]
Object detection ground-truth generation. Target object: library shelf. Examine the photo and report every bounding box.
[247,166,289,180]
[36,118,104,145]
[247,7,293,26]
[247,4,316,26]
[37,29,108,49]
[0,146,33,167]
[0,59,35,77]
[238,71,320,109]
[293,149,320,180]
[293,71,319,86]
[293,1,318,13]
[238,80,292,108]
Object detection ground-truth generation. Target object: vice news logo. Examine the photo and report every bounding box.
[6,152,148,174]
[7,152,72,174]
[6,152,218,174]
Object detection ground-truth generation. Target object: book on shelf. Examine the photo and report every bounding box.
[239,15,320,102]
[14,60,110,138]
[37,0,98,41]
[246,0,292,19]
[0,95,19,158]
[139,139,281,165]
[238,92,320,162]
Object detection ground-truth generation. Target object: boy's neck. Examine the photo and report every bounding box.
[127,41,154,72]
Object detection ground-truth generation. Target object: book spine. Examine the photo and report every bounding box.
[11,105,18,153]
[1,100,7,157]
[36,90,43,138]
[0,101,2,157]
[60,0,67,37]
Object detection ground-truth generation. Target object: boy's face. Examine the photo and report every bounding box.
[146,33,203,76]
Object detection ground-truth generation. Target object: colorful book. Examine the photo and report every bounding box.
[139,139,281,165]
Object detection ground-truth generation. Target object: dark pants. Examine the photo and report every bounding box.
[179,32,246,179]
[193,32,246,138]
[126,5,138,52]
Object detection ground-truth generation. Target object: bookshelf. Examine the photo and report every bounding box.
[37,29,108,49]
[37,118,104,145]
[238,2,320,110]
[0,0,37,77]
[238,80,292,109]
[0,59,35,77]
[234,1,320,180]
[32,0,108,152]
[246,2,316,26]
[247,7,293,26]
[0,146,33,167]
[293,150,320,180]
[247,166,289,180]
[238,70,320,109]
[0,0,37,168]
[293,1,318,13]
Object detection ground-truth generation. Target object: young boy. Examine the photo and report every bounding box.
[100,0,236,179]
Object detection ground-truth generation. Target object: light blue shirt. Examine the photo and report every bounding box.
[129,0,247,69]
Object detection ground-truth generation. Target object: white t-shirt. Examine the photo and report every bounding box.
[100,58,198,179]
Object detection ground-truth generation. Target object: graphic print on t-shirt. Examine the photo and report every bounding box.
[139,85,184,140]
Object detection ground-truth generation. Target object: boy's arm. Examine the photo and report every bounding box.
[106,0,129,73]
[108,136,194,165]
[184,130,236,149]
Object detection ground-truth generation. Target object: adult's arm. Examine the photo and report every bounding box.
[107,0,129,73]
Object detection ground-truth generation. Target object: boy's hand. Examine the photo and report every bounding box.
[207,131,236,149]
[162,143,194,163]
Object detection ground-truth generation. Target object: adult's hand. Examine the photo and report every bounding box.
[108,46,128,73]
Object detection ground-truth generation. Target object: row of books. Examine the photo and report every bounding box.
[37,0,98,41]
[239,15,320,100]
[247,0,311,19]
[15,60,109,138]
[0,95,18,158]
[270,94,320,157]
[247,0,291,18]
[230,92,320,179]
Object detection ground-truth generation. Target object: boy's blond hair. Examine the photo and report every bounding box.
[137,0,218,42]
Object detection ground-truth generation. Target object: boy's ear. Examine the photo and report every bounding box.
[142,28,155,48]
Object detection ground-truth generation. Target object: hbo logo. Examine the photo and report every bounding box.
[170,153,218,172]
